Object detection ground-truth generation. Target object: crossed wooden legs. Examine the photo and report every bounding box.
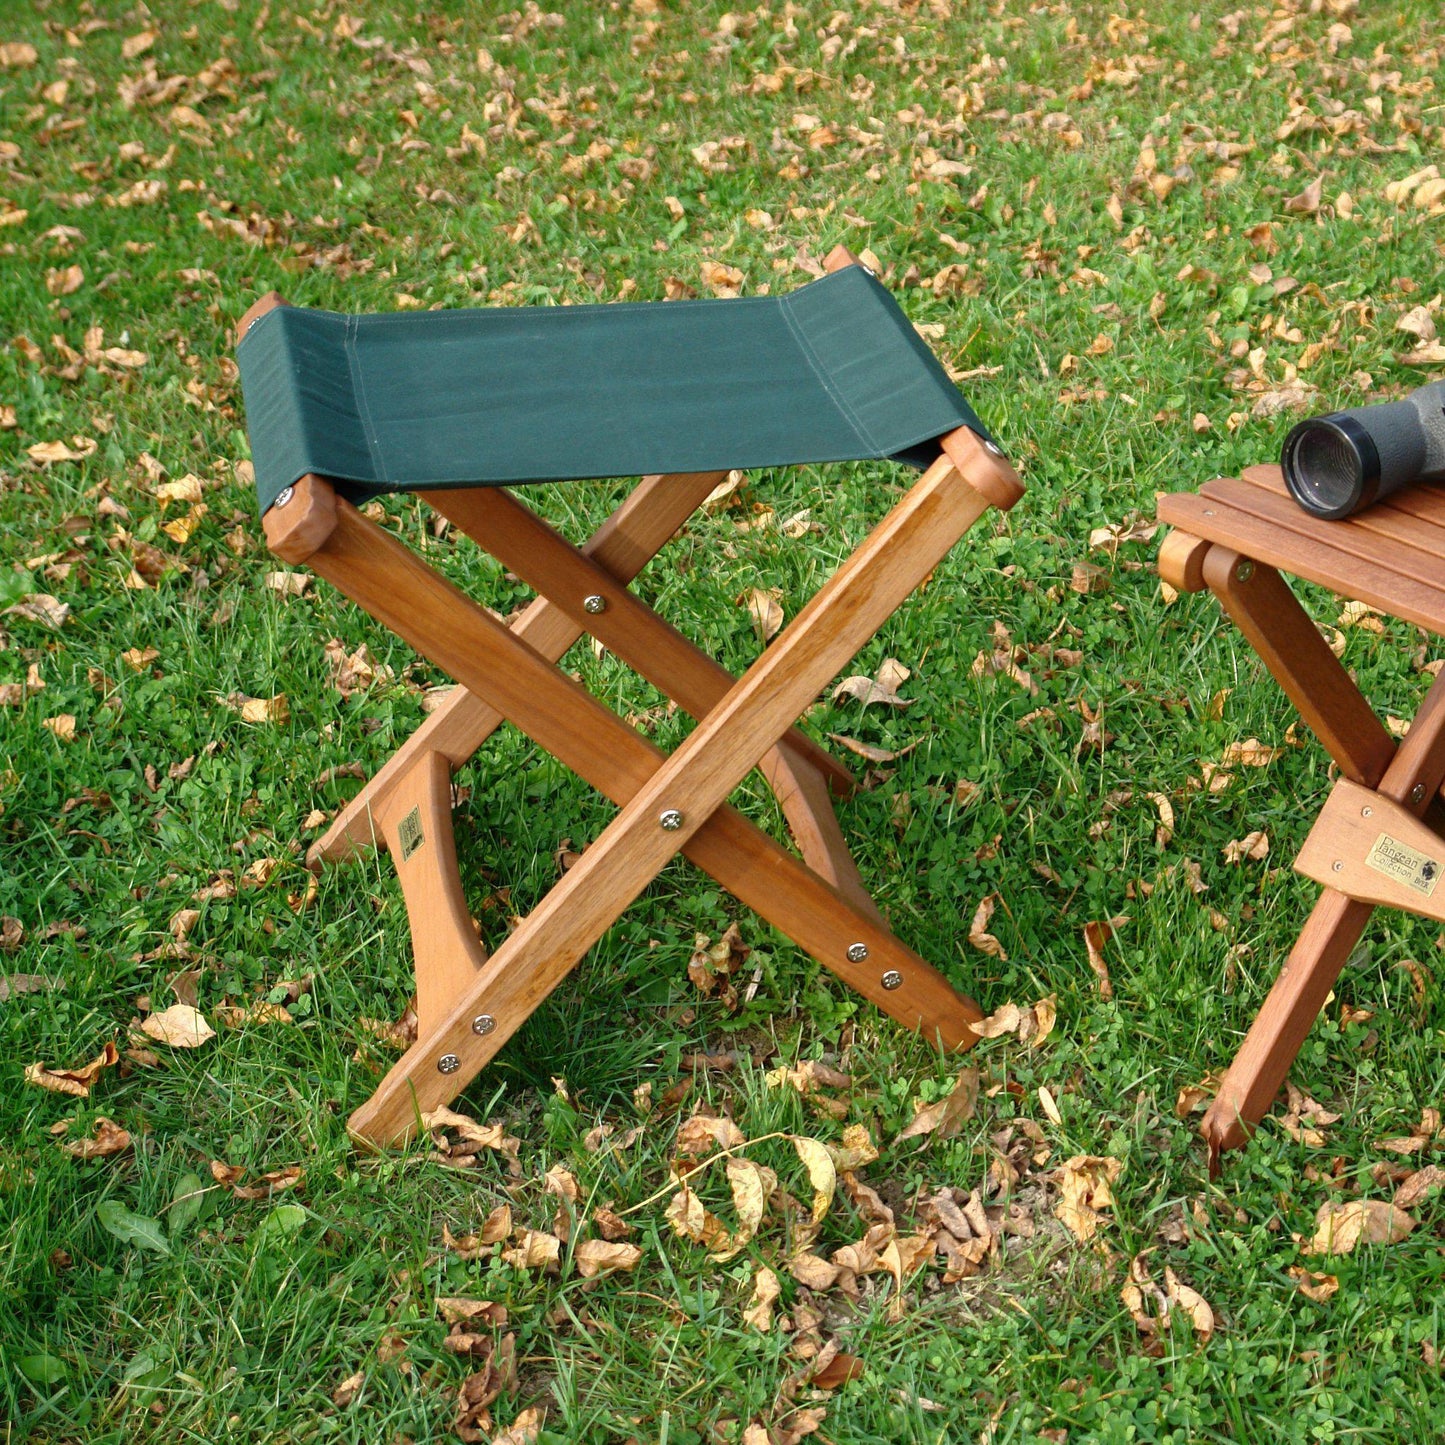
[1161,535,1445,1168]
[268,428,1022,1146]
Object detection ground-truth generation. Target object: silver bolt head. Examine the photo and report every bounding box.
[273,485,295,510]
[583,594,607,615]
[846,942,869,963]
[1362,806,1373,818]
[1412,783,1428,805]
[1235,559,1254,583]
[659,808,684,831]
[471,1015,496,1036]
[881,969,904,991]
[1332,860,1344,873]
[437,1053,461,1075]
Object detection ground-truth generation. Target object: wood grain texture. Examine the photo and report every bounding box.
[1155,530,1212,593]
[310,471,725,864]
[371,750,488,1037]
[1159,478,1445,638]
[1200,607,1445,1162]
[426,484,855,798]
[1202,547,1397,786]
[289,487,995,1145]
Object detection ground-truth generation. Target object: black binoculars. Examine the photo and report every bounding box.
[1282,378,1445,519]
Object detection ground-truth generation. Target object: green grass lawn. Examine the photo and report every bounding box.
[4,1,1445,1440]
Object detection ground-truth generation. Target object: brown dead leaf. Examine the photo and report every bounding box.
[24,1040,120,1098]
[1083,917,1128,1000]
[139,1004,216,1049]
[501,1229,562,1271]
[1055,1155,1124,1242]
[492,1406,546,1445]
[896,1067,979,1143]
[574,1239,642,1278]
[833,657,914,709]
[1289,1265,1340,1303]
[675,1112,747,1158]
[968,895,1008,959]
[56,1116,132,1159]
[742,587,784,642]
[1395,1165,1445,1210]
[741,1263,781,1330]
[1222,831,1269,864]
[1285,174,1324,215]
[1221,737,1282,767]
[1305,1198,1415,1255]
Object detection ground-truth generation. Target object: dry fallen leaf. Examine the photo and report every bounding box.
[896,1067,979,1143]
[1055,1155,1124,1242]
[1289,1266,1340,1303]
[573,1238,642,1278]
[55,1116,132,1159]
[833,656,914,709]
[742,586,784,642]
[1305,1198,1415,1255]
[741,1263,781,1330]
[24,1041,120,1098]
[140,1004,216,1049]
[1083,917,1127,1000]
[968,895,1008,959]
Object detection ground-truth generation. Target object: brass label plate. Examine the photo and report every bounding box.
[398,806,425,861]
[1365,832,1440,897]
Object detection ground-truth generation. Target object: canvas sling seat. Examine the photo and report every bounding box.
[1159,464,1445,1169]
[236,248,1024,1149]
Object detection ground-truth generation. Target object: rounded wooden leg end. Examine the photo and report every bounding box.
[1200,1098,1252,1174]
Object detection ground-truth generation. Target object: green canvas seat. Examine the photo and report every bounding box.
[237,264,991,513]
[235,249,1023,1149]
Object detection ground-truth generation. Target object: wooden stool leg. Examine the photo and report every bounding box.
[370,751,489,1037]
[310,470,728,865]
[267,474,1005,1146]
[1200,890,1374,1166]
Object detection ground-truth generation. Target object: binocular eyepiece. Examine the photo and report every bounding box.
[1282,378,1445,519]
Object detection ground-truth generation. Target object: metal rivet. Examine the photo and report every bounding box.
[1234,559,1254,583]
[583,594,607,615]
[1412,784,1428,805]
[1362,806,1373,818]
[437,1053,461,1074]
[1202,508,1215,516]
[273,485,294,509]
[471,1015,495,1036]
[881,969,903,991]
[1332,860,1344,873]
[983,439,1004,457]
[846,942,869,963]
[659,809,684,831]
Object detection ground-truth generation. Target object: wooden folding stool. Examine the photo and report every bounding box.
[1159,464,1445,1167]
[235,249,1024,1147]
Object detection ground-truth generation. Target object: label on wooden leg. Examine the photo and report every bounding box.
[398,806,426,861]
[1366,833,1440,897]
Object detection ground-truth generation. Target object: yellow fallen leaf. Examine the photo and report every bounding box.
[741,1263,781,1330]
[573,1239,642,1278]
[968,894,1008,959]
[140,1004,216,1049]
[1305,1199,1415,1255]
[24,1041,120,1098]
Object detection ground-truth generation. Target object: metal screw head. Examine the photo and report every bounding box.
[881,969,904,991]
[1332,860,1344,873]
[1234,559,1254,583]
[846,942,869,963]
[659,808,684,831]
[1362,806,1373,818]
[471,1015,496,1036]
[273,485,295,510]
[437,1053,461,1074]
[583,594,607,615]
[1412,783,1428,805]
[983,438,1005,457]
